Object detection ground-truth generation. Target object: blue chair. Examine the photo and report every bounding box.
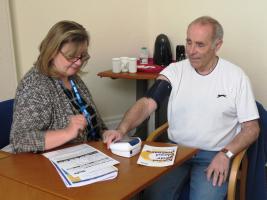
[246,102,267,200]
[0,99,14,149]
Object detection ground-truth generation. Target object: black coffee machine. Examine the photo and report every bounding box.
[176,45,186,61]
[153,34,172,67]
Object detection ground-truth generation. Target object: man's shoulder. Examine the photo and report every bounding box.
[161,59,189,73]
[218,58,246,77]
[219,58,243,72]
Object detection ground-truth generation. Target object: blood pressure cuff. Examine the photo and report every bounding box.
[145,79,172,106]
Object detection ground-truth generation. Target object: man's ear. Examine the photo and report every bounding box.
[215,39,223,52]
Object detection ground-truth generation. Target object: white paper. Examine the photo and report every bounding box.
[53,162,118,187]
[43,144,119,187]
[137,145,178,167]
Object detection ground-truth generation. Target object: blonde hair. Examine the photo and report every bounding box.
[34,20,89,77]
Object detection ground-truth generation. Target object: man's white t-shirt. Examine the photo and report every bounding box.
[160,58,259,151]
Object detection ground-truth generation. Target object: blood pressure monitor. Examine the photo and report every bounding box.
[110,137,142,158]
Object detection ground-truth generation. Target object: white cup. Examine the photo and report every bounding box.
[120,57,129,72]
[128,58,137,73]
[112,58,121,73]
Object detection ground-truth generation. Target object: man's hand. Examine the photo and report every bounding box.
[103,130,124,148]
[206,152,230,187]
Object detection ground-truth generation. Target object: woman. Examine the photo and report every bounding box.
[10,20,107,153]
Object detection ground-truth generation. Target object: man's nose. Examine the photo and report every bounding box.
[188,45,197,55]
[190,45,196,54]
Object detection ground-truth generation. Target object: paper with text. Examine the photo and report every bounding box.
[43,144,119,187]
[137,145,178,167]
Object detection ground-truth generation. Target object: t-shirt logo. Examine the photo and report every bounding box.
[217,94,227,98]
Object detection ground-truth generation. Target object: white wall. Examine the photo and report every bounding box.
[8,0,267,122]
[9,0,149,120]
[147,0,267,105]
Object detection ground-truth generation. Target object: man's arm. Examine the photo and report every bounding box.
[207,119,260,187]
[118,97,157,135]
[225,119,259,154]
[103,97,157,147]
[103,75,170,147]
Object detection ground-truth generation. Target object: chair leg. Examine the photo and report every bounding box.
[239,154,248,200]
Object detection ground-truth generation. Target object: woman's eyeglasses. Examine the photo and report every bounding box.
[59,50,90,64]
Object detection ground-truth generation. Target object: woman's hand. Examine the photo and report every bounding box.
[103,130,124,148]
[65,115,87,139]
[44,115,87,150]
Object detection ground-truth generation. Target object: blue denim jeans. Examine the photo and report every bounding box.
[143,150,228,200]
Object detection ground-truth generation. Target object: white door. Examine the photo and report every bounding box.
[0,0,17,101]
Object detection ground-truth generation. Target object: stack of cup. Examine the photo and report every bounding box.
[128,58,137,73]
[112,58,121,73]
[112,57,137,73]
[120,57,129,72]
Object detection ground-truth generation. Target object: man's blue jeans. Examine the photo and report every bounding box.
[143,150,228,200]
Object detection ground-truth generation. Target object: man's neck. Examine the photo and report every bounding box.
[196,56,218,75]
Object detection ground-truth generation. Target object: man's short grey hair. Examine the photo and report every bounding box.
[189,16,224,42]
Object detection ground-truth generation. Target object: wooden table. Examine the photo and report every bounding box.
[0,150,11,159]
[97,70,167,139]
[97,70,159,80]
[0,141,197,200]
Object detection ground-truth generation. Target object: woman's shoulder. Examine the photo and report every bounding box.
[20,66,50,83]
[17,66,55,95]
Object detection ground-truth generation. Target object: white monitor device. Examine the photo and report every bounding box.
[110,137,141,158]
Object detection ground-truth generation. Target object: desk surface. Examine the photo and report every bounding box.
[0,150,11,159]
[0,141,197,200]
[97,70,159,80]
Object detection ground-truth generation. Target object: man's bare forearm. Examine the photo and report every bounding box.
[225,119,260,154]
[117,97,157,136]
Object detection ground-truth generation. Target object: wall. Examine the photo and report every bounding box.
[147,0,267,105]
[9,0,149,122]
[8,0,267,124]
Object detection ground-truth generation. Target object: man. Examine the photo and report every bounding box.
[103,16,260,199]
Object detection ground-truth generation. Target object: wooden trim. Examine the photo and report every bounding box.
[146,122,168,142]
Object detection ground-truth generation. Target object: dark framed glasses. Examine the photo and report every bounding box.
[59,50,90,64]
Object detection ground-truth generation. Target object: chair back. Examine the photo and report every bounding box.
[0,99,14,149]
[245,102,267,200]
